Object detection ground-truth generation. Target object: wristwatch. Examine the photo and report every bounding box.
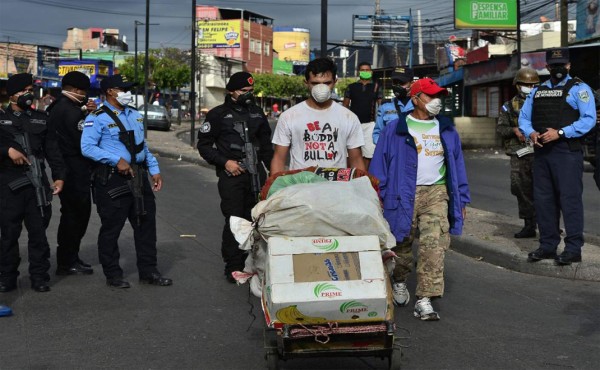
[558,129,565,138]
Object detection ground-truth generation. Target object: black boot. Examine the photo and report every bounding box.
[514,218,536,238]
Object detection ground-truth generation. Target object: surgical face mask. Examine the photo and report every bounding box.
[392,86,408,99]
[236,90,255,106]
[14,92,34,110]
[519,86,533,96]
[311,83,332,103]
[549,65,568,80]
[424,97,443,116]
[62,90,87,106]
[359,71,372,80]
[115,91,133,106]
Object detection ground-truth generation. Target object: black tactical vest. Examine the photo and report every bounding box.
[531,79,579,132]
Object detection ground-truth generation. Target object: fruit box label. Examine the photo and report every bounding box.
[292,252,361,282]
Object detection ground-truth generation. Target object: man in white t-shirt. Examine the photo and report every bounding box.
[270,58,366,173]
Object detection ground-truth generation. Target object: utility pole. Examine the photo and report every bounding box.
[321,0,327,57]
[373,0,381,68]
[143,0,150,138]
[560,0,568,47]
[417,10,424,65]
[135,20,142,108]
[190,0,197,147]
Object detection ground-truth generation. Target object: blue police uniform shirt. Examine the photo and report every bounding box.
[519,75,597,139]
[373,98,414,144]
[81,101,160,176]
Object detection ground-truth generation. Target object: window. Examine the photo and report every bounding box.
[488,87,500,118]
[255,40,261,54]
[475,88,487,117]
[250,39,255,53]
[264,42,270,56]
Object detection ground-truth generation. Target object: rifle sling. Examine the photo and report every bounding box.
[100,105,144,155]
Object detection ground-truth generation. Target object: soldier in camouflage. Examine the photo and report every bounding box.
[497,67,539,238]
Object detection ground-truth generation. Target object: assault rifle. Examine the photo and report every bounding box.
[119,130,146,225]
[9,132,49,217]
[231,121,261,201]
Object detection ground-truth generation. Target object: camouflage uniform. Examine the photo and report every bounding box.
[392,185,450,297]
[497,95,535,220]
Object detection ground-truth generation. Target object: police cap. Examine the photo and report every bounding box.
[7,73,33,96]
[62,71,91,90]
[546,48,569,65]
[391,67,414,83]
[226,72,254,91]
[100,74,137,92]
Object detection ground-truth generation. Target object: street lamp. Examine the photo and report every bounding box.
[134,20,159,107]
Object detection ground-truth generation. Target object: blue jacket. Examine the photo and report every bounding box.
[373,98,413,144]
[369,113,470,240]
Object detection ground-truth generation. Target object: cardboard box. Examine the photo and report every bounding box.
[262,235,389,328]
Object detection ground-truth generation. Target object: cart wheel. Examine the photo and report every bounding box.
[388,344,402,370]
[265,348,279,370]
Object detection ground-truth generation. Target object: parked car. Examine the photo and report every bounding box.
[139,104,171,131]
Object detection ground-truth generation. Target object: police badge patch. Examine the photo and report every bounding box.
[578,90,590,103]
[199,121,211,133]
[77,119,85,131]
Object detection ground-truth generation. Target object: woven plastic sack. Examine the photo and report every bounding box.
[266,171,327,199]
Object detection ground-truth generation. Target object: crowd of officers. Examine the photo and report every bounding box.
[0,72,171,294]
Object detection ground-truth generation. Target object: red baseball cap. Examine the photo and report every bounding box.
[409,77,448,97]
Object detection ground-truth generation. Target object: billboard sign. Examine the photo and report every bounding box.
[455,0,517,30]
[197,20,241,49]
[273,27,310,63]
[59,59,113,89]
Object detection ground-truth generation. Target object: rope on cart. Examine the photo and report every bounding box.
[290,322,390,343]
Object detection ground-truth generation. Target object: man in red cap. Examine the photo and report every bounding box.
[369,77,470,321]
[197,71,273,283]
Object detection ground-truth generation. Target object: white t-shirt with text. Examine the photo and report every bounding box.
[406,114,446,185]
[272,101,365,170]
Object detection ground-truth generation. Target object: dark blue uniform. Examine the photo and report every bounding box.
[0,106,66,289]
[48,95,94,271]
[519,75,596,260]
[197,95,273,280]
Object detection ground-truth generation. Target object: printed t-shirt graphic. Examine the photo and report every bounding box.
[406,114,446,185]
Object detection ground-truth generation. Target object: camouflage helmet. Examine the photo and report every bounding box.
[513,67,540,85]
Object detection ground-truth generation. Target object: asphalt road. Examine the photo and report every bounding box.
[2,158,600,369]
[464,149,600,237]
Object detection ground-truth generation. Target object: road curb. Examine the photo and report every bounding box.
[451,235,600,282]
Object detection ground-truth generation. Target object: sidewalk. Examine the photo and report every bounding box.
[147,121,600,282]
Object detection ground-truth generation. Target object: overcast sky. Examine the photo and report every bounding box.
[1,0,563,51]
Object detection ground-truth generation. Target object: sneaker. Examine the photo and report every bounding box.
[392,281,410,306]
[413,297,440,321]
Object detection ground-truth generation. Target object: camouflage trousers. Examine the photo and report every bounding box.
[510,155,535,220]
[392,185,450,298]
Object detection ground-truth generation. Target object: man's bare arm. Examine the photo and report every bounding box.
[347,147,366,171]
[270,144,290,174]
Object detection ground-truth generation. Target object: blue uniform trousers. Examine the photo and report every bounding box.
[533,141,584,255]
[93,171,158,280]
[0,184,51,282]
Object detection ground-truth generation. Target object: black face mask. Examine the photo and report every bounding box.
[392,86,408,99]
[237,91,255,107]
[549,66,568,81]
[16,92,35,110]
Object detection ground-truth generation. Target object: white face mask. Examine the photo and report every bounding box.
[311,83,332,103]
[519,86,533,96]
[425,98,443,116]
[115,91,133,106]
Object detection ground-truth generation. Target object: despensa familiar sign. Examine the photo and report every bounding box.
[455,0,517,30]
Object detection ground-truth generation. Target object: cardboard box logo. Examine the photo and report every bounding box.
[313,282,342,298]
[311,237,340,252]
[339,300,369,314]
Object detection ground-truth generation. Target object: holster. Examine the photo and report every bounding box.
[92,165,114,186]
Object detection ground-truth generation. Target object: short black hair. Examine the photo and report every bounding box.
[305,57,337,80]
[358,61,371,69]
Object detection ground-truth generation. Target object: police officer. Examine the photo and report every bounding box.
[373,67,414,144]
[519,48,597,265]
[0,73,66,292]
[497,67,539,239]
[81,75,172,288]
[48,71,96,275]
[197,72,273,283]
